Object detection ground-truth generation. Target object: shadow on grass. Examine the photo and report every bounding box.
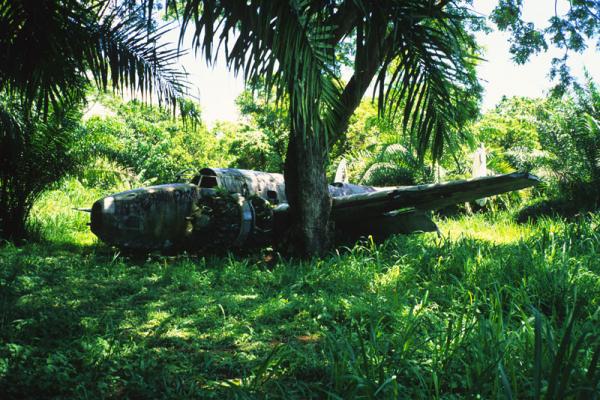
[0,240,334,398]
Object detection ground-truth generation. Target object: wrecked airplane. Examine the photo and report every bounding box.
[86,167,540,253]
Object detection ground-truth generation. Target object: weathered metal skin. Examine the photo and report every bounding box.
[192,168,287,204]
[328,182,377,197]
[90,169,292,252]
[89,170,381,251]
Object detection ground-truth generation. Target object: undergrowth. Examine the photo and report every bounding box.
[1,184,599,398]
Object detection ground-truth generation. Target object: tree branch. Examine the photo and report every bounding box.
[326,1,359,46]
[329,10,387,147]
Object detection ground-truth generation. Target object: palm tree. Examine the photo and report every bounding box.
[0,0,187,240]
[166,0,481,255]
[0,95,82,241]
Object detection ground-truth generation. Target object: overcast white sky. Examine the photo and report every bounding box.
[169,1,600,127]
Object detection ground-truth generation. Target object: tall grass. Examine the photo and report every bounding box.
[27,177,135,245]
[1,183,599,398]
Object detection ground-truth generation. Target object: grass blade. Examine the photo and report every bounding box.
[533,307,543,400]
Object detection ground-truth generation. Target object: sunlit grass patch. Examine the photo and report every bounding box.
[437,211,532,244]
[28,178,103,245]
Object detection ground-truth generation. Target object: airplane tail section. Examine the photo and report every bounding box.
[473,144,488,206]
[334,159,349,183]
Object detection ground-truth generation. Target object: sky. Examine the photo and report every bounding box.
[168,1,600,127]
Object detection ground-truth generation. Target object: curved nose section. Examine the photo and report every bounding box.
[90,184,199,251]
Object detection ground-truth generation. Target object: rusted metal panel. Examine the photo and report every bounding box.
[194,168,288,205]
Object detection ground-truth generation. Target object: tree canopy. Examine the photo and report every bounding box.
[0,0,187,240]
[491,0,600,93]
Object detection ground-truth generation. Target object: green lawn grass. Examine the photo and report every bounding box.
[1,184,599,398]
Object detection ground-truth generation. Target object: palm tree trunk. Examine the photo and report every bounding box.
[283,129,332,257]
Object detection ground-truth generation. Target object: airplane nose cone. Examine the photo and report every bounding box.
[90,200,102,236]
[89,184,199,251]
[90,196,112,237]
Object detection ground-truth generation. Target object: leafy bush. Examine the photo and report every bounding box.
[331,100,455,185]
[517,78,600,220]
[83,96,217,184]
[77,156,150,190]
[228,88,289,172]
[537,86,600,197]
[28,178,110,244]
[469,97,543,176]
[469,79,600,219]
[359,143,434,186]
[472,97,541,152]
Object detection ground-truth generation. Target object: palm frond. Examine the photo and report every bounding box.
[0,0,187,112]
[88,6,188,108]
[166,0,481,160]
[359,142,433,186]
[0,97,24,142]
[370,1,481,160]
[169,0,343,142]
[0,96,83,240]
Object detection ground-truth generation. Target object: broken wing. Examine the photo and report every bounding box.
[331,172,541,222]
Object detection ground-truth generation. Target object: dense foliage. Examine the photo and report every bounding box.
[536,79,600,200]
[0,0,186,241]
[465,76,600,218]
[83,96,220,184]
[6,76,599,397]
[230,89,289,172]
[1,1,599,398]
